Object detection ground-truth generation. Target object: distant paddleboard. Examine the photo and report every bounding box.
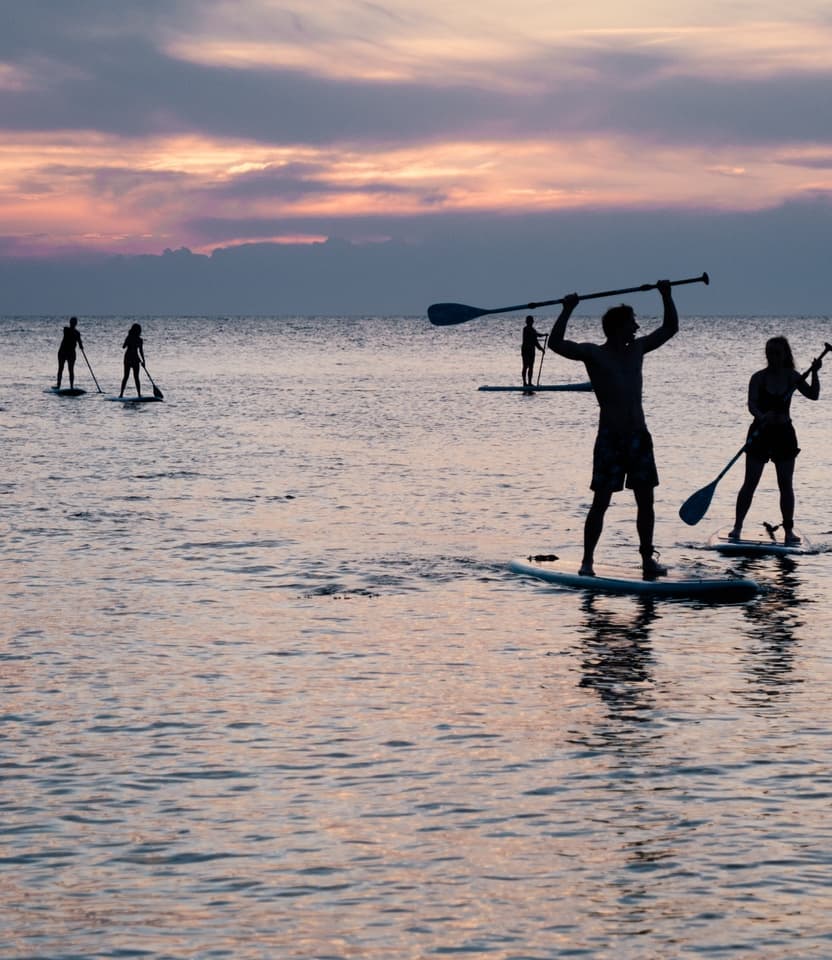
[46,386,86,397]
[106,395,163,403]
[707,525,811,557]
[479,382,593,392]
[509,554,759,602]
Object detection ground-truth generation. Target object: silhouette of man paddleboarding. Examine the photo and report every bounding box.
[547,281,678,579]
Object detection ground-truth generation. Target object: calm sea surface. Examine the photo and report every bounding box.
[2,311,832,959]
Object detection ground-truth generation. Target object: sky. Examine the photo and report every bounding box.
[1,0,831,315]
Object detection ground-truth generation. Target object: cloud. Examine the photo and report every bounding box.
[2,0,832,277]
[3,3,832,151]
[2,197,831,316]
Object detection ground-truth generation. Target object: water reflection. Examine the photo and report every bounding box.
[577,595,660,723]
[733,555,805,703]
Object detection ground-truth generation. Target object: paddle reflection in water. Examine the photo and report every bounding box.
[577,595,660,725]
[734,555,806,704]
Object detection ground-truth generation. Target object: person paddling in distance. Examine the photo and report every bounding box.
[521,315,545,389]
[120,322,146,398]
[56,316,83,390]
[728,336,821,545]
[548,281,678,579]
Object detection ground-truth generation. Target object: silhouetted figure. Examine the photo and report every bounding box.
[56,316,83,389]
[521,315,544,388]
[548,281,678,579]
[728,336,821,545]
[120,323,146,398]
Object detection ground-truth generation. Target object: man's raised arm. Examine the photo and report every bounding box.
[640,279,678,353]
[547,293,582,359]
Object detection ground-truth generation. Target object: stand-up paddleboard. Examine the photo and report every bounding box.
[46,386,86,397]
[509,554,759,601]
[106,395,163,403]
[707,525,810,556]
[479,382,593,392]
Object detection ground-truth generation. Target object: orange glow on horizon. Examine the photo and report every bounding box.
[1,128,831,255]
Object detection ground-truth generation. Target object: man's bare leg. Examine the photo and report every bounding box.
[634,485,667,578]
[580,489,612,576]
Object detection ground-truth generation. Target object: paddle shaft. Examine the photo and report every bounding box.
[141,362,164,400]
[525,272,708,312]
[80,346,103,393]
[428,272,709,326]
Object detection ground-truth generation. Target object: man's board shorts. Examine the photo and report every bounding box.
[591,426,659,492]
[745,421,800,464]
[521,348,537,365]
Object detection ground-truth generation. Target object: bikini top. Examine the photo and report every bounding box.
[757,380,791,415]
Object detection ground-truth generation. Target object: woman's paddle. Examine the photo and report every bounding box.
[427,272,709,326]
[80,346,103,393]
[678,342,832,526]
[141,362,164,400]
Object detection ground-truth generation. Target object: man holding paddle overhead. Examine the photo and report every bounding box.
[548,281,678,579]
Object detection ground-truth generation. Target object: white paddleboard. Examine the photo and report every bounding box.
[106,395,163,403]
[46,386,86,397]
[478,382,593,392]
[509,555,759,602]
[707,525,810,556]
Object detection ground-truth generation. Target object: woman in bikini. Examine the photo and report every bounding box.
[729,336,821,545]
[120,322,146,398]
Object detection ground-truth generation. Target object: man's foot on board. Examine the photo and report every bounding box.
[784,531,802,546]
[578,563,595,577]
[727,528,741,541]
[641,549,668,580]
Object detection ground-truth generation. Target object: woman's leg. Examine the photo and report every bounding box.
[120,359,130,396]
[774,457,797,538]
[133,362,142,396]
[731,454,766,536]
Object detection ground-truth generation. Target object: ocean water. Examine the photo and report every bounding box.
[2,311,832,959]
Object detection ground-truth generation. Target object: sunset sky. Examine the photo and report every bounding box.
[2,0,831,313]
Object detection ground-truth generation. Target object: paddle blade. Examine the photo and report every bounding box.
[152,384,164,400]
[678,481,716,526]
[427,302,491,326]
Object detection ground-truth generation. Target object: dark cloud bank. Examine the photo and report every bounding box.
[2,199,830,317]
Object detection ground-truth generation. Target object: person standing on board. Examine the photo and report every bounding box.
[120,322,146,398]
[547,281,678,579]
[728,336,821,545]
[521,315,545,388]
[56,316,83,390]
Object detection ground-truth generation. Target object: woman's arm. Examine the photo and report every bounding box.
[794,361,821,401]
[747,371,765,420]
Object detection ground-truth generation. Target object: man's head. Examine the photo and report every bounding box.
[602,304,638,344]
